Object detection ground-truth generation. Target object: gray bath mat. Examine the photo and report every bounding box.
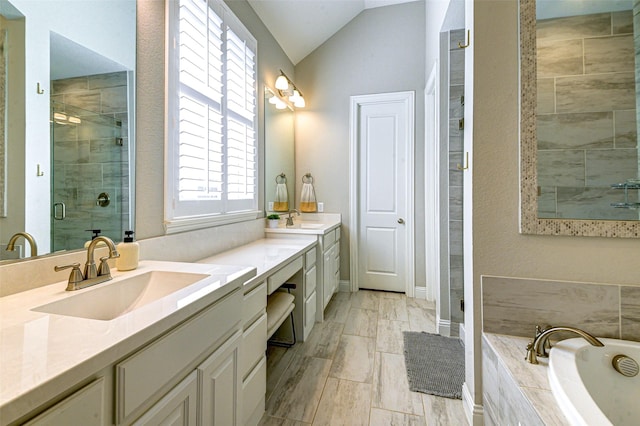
[403,331,464,399]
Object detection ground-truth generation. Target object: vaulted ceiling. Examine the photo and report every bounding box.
[247,0,420,65]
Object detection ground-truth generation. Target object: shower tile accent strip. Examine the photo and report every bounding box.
[482,275,640,342]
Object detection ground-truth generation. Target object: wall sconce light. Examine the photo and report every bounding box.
[275,69,306,108]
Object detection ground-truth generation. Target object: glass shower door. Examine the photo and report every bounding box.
[50,99,128,252]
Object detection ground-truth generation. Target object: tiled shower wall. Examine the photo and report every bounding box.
[536,11,640,220]
[51,72,129,250]
[449,29,465,326]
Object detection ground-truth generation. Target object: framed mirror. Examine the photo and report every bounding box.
[520,0,640,237]
[0,0,136,261]
[264,86,294,214]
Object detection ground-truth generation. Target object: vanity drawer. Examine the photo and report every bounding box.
[305,264,317,299]
[243,281,266,326]
[267,256,303,294]
[322,230,336,248]
[115,289,242,423]
[241,313,267,380]
[242,356,266,426]
[305,247,317,268]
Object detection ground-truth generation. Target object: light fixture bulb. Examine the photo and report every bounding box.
[275,74,289,90]
[275,100,287,109]
[289,89,300,102]
[268,96,279,105]
[68,116,82,124]
[294,96,306,108]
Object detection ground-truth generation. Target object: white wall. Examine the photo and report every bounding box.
[294,1,426,284]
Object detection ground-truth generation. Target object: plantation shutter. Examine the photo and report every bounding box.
[167,0,257,224]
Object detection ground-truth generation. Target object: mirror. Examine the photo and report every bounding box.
[264,87,294,214]
[0,0,136,261]
[520,0,640,237]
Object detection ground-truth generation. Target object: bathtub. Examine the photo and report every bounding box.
[548,337,640,426]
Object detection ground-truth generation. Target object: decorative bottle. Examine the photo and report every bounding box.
[116,230,139,271]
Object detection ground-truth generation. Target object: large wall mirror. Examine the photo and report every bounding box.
[264,86,294,214]
[0,0,136,262]
[520,0,640,237]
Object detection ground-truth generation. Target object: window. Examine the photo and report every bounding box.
[165,0,257,232]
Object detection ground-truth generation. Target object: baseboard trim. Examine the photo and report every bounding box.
[462,382,484,426]
[339,280,351,293]
[414,286,427,299]
[437,318,451,336]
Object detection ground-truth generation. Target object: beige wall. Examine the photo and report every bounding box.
[135,0,294,239]
[473,0,639,286]
[295,1,427,284]
[467,0,640,418]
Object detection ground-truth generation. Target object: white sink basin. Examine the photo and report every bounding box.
[32,271,210,320]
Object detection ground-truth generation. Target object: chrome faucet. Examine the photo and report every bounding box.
[55,236,120,291]
[6,232,38,257]
[286,209,300,226]
[525,325,604,364]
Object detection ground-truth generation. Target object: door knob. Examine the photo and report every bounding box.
[397,218,405,224]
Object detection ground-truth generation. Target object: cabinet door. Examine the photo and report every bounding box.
[198,331,241,426]
[24,378,106,426]
[133,371,197,426]
[323,249,333,308]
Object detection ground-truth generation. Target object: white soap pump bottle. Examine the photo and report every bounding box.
[116,230,139,271]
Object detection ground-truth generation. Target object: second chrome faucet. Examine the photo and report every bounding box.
[55,236,120,291]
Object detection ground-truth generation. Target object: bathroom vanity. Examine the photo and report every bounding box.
[0,235,318,425]
[0,261,255,425]
[264,213,341,321]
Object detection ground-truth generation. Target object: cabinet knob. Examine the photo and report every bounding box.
[397,218,405,224]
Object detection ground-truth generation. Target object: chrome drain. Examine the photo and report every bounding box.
[612,354,639,377]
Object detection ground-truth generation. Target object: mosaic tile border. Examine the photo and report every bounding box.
[519,0,640,238]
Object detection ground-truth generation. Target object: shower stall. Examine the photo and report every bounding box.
[50,71,131,251]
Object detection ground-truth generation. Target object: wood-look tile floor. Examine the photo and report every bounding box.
[259,290,469,426]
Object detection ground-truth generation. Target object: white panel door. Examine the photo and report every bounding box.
[355,93,413,292]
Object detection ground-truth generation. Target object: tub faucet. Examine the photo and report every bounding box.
[286,209,300,226]
[6,232,38,257]
[54,236,120,291]
[525,325,604,364]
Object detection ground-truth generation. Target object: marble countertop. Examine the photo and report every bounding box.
[197,237,317,285]
[0,260,256,423]
[264,213,341,236]
[483,333,570,425]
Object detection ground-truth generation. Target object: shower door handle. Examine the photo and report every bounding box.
[53,202,66,220]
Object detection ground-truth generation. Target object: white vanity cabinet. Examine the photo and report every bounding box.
[116,288,243,425]
[239,280,267,426]
[23,378,107,426]
[319,227,341,317]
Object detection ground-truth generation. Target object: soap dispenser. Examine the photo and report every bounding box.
[116,230,139,271]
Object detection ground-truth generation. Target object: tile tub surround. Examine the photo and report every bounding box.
[482,333,569,426]
[481,275,640,341]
